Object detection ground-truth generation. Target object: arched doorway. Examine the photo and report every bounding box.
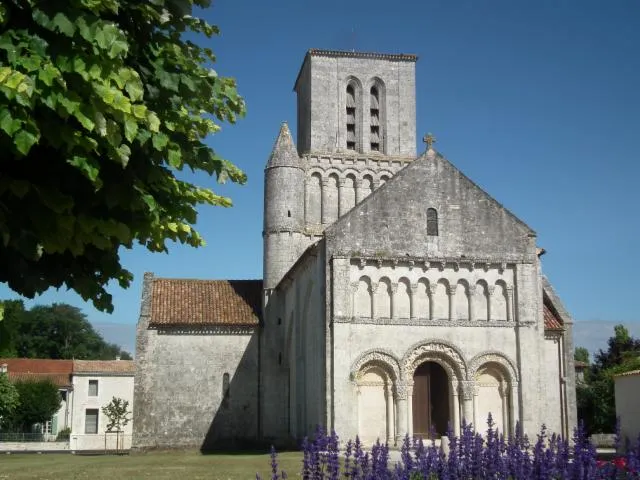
[412,362,450,438]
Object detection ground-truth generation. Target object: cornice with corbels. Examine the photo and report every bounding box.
[345,255,527,270]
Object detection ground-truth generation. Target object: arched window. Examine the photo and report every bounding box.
[427,208,438,236]
[370,86,380,151]
[346,84,356,150]
[222,372,230,408]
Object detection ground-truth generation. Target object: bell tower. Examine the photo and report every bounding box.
[293,49,418,156]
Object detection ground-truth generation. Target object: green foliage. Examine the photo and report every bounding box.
[0,301,131,359]
[0,372,20,425]
[574,346,590,363]
[101,396,130,432]
[577,324,640,433]
[0,0,246,312]
[5,379,61,431]
[56,426,71,441]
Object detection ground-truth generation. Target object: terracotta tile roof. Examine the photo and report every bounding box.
[614,369,640,378]
[0,358,73,374]
[150,278,262,327]
[543,303,564,331]
[73,360,135,375]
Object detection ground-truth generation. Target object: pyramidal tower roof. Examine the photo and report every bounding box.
[267,122,301,168]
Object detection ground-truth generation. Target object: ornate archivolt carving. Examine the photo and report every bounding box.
[350,349,402,383]
[468,351,519,383]
[401,339,468,382]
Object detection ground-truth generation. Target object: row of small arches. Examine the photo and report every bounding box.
[353,277,512,321]
[305,171,392,224]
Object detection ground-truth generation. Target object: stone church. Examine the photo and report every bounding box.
[133,49,577,450]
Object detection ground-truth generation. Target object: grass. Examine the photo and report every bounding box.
[0,450,303,480]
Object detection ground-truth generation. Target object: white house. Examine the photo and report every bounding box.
[70,360,135,451]
[0,358,134,451]
[614,369,640,447]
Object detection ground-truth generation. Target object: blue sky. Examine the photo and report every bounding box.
[1,1,639,355]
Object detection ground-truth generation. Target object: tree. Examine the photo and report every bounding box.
[577,324,640,433]
[574,346,590,364]
[0,301,131,359]
[0,373,20,427]
[102,396,130,432]
[0,299,25,356]
[6,380,60,431]
[0,0,246,312]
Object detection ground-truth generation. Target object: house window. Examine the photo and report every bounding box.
[346,84,356,150]
[85,409,99,434]
[44,420,53,434]
[370,86,380,151]
[88,380,98,396]
[427,208,438,236]
[222,373,230,409]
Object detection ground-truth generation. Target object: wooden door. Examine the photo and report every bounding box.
[413,363,431,438]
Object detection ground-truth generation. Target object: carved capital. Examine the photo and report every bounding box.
[448,284,458,296]
[321,178,330,187]
[371,282,379,294]
[355,180,363,188]
[488,285,496,296]
[429,284,438,296]
[460,381,476,401]
[390,283,399,294]
[338,178,347,187]
[506,286,514,296]
[410,284,419,295]
[468,285,477,296]
[395,382,409,400]
[350,282,359,294]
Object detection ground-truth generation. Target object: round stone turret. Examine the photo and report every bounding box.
[263,122,305,290]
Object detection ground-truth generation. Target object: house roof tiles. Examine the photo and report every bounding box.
[73,360,135,375]
[544,303,564,330]
[150,278,262,327]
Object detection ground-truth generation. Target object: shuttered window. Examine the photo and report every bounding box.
[85,409,99,434]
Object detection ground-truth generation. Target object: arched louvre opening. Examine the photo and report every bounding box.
[346,85,356,151]
[370,86,380,151]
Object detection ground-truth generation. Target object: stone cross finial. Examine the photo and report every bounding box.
[423,133,436,149]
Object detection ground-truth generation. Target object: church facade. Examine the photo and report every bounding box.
[133,49,577,450]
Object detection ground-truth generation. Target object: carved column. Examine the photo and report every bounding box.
[510,382,519,436]
[390,282,398,319]
[386,385,395,444]
[472,384,479,428]
[428,284,437,320]
[487,285,496,321]
[506,286,514,322]
[338,178,346,217]
[468,285,476,321]
[371,282,379,320]
[355,180,363,204]
[350,282,359,319]
[448,284,457,321]
[407,384,414,439]
[460,381,475,426]
[395,383,408,443]
[500,382,509,436]
[451,380,461,435]
[321,178,330,225]
[409,284,418,320]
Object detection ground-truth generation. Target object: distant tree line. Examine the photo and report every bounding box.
[575,324,640,434]
[0,300,131,360]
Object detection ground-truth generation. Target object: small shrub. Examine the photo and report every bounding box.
[56,427,71,441]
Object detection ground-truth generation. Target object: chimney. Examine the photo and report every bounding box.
[0,363,7,374]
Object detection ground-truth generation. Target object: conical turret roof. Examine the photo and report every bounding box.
[267,122,301,168]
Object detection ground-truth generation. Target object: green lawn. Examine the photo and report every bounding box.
[0,450,303,480]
